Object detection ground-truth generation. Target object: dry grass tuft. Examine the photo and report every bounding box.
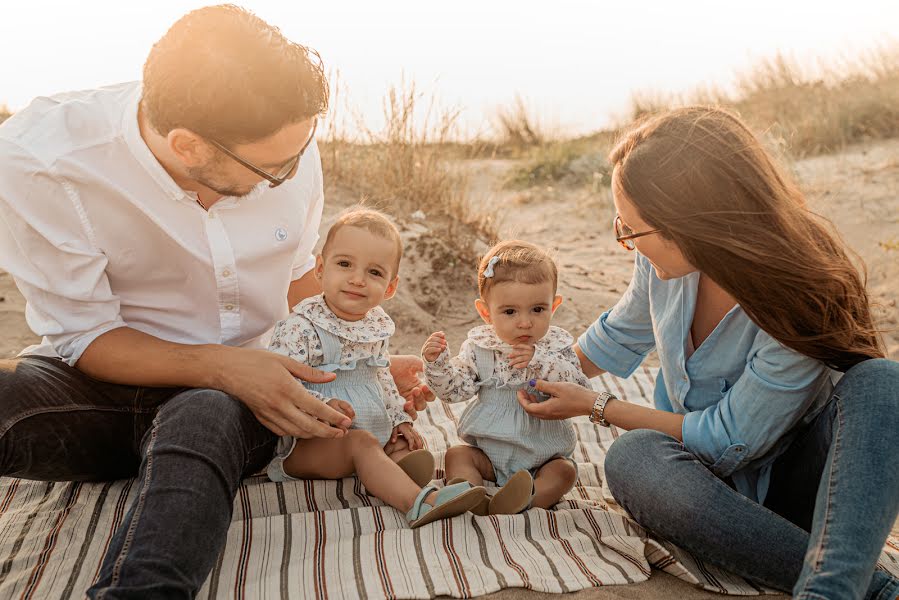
[319,79,498,258]
[491,94,548,150]
[626,42,899,157]
[509,42,899,190]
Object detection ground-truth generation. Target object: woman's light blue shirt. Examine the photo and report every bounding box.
[578,253,835,504]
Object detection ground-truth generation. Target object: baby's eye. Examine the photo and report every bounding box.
[337,260,351,268]
[503,309,516,316]
[533,307,546,313]
[369,269,383,278]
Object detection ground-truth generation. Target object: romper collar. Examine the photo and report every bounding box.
[467,324,574,354]
[293,294,395,342]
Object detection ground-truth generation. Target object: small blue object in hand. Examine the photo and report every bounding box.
[527,379,551,403]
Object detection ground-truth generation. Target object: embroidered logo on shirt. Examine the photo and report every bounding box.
[275,227,288,242]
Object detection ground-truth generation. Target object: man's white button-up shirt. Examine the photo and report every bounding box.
[0,82,324,365]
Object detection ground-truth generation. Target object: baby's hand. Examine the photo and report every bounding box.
[391,422,424,450]
[326,399,355,422]
[422,331,448,362]
[508,343,536,369]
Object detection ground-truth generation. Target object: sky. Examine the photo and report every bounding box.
[1,0,897,137]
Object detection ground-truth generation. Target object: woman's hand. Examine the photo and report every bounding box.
[516,379,596,420]
[389,355,436,420]
[421,331,447,362]
[391,422,424,450]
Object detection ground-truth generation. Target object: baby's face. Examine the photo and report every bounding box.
[315,226,399,321]
[477,280,562,346]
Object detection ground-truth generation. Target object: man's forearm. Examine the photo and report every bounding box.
[76,326,235,389]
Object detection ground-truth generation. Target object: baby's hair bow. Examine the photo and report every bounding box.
[483,255,501,278]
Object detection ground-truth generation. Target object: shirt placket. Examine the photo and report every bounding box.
[204,210,241,343]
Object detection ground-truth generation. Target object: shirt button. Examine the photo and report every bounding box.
[224,304,235,311]
[222,269,232,278]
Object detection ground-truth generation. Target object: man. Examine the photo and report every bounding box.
[0,5,429,598]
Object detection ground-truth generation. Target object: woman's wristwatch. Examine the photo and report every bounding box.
[589,391,616,427]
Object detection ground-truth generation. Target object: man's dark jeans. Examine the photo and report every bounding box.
[0,355,277,599]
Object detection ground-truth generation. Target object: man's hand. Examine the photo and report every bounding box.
[421,331,447,362]
[508,343,535,369]
[390,354,436,420]
[326,398,356,421]
[215,347,352,438]
[390,422,424,450]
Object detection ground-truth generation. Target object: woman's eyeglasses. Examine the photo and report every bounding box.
[614,215,661,251]
[208,119,318,189]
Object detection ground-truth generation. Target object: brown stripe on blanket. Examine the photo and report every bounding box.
[0,482,56,587]
[61,481,113,598]
[22,482,82,598]
[546,510,603,587]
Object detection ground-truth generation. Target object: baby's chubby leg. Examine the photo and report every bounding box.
[531,458,577,509]
[282,430,425,512]
[444,445,495,487]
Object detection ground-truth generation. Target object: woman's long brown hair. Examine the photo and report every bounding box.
[610,106,884,371]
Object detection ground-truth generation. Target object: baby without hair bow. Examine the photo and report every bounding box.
[483,255,501,278]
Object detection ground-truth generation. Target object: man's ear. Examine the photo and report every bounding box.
[475,298,492,324]
[384,276,400,300]
[551,294,563,314]
[313,255,325,281]
[168,128,210,168]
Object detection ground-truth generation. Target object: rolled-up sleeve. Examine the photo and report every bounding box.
[681,333,830,478]
[0,141,125,365]
[291,140,324,280]
[577,253,656,377]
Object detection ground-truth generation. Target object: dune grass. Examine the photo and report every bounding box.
[506,41,899,189]
[319,80,498,257]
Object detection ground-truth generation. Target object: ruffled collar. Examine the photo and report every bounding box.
[293,294,395,342]
[466,324,574,354]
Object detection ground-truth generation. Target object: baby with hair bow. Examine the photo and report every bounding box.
[422,240,590,515]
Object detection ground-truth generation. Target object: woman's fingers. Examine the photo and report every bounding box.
[529,378,563,396]
[517,390,556,418]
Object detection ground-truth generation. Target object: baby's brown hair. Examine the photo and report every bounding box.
[321,208,403,277]
[477,240,558,299]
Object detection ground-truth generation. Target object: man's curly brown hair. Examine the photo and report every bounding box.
[141,4,328,144]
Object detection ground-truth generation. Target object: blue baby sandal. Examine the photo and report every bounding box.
[407,482,487,528]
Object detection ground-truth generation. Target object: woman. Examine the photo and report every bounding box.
[516,107,899,599]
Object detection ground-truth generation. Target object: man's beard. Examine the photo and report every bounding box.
[187,165,257,199]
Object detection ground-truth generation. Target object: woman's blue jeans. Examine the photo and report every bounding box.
[605,358,899,600]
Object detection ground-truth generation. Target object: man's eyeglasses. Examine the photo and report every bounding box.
[208,120,318,189]
[615,215,662,251]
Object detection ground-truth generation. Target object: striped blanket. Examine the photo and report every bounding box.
[0,368,896,599]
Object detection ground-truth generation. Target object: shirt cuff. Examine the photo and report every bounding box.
[50,319,128,367]
[423,348,449,368]
[577,311,645,378]
[392,411,413,426]
[682,410,748,478]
